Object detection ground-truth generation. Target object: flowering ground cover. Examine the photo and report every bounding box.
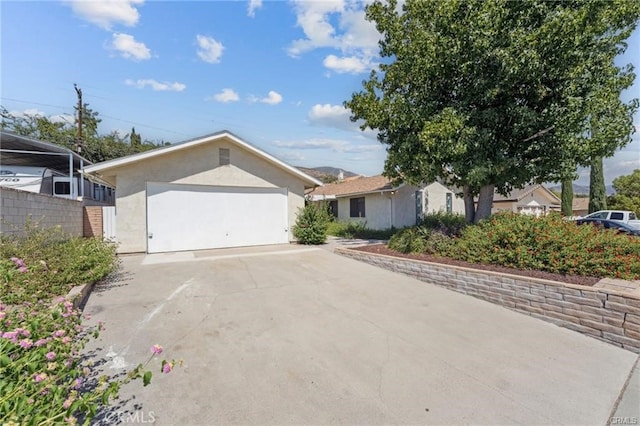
[0,226,179,424]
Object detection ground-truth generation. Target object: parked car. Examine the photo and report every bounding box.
[575,218,640,236]
[577,210,640,229]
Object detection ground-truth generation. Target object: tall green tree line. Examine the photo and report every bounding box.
[1,104,164,163]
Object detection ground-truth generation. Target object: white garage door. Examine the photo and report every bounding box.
[146,182,289,253]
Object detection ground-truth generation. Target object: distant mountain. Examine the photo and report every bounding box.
[546,184,615,196]
[297,166,360,182]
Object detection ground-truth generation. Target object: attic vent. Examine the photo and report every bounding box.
[219,148,230,166]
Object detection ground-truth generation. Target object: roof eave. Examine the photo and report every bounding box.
[83,131,322,187]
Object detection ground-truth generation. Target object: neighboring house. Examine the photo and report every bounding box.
[572,197,590,217]
[491,184,561,216]
[83,131,322,254]
[307,175,464,230]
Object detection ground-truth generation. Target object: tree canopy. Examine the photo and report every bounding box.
[608,169,640,214]
[1,104,162,164]
[346,0,639,222]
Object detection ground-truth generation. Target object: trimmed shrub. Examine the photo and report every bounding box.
[328,221,396,240]
[418,212,467,237]
[442,212,640,279]
[293,202,332,244]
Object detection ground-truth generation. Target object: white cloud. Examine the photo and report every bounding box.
[248,0,262,17]
[287,0,380,74]
[211,88,240,103]
[50,114,75,124]
[308,103,378,137]
[12,108,45,118]
[110,33,151,60]
[323,54,371,74]
[249,90,283,105]
[66,0,143,30]
[273,137,381,153]
[196,35,224,64]
[279,152,306,162]
[125,79,186,92]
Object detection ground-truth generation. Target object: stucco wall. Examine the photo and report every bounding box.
[422,182,465,215]
[101,137,308,253]
[334,185,419,230]
[0,186,83,237]
[333,182,464,230]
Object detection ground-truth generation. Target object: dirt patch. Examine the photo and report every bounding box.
[349,244,600,287]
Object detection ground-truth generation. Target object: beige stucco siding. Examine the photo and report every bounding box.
[108,138,306,253]
[334,185,420,230]
[422,182,465,215]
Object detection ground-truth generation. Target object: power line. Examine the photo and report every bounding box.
[1,96,191,138]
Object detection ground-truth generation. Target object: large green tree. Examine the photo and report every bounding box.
[346,0,640,222]
[608,169,640,213]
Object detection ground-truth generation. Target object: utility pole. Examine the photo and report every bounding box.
[74,83,83,153]
[74,84,84,199]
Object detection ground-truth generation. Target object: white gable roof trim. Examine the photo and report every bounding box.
[83,130,323,187]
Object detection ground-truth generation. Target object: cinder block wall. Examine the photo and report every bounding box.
[0,187,83,237]
[83,206,103,237]
[336,248,640,353]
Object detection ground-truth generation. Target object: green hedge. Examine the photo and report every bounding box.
[389,212,640,280]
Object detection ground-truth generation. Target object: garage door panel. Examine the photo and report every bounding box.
[147,182,288,253]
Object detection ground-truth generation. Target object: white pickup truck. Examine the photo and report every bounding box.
[578,210,640,229]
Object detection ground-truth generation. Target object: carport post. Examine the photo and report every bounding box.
[69,152,74,199]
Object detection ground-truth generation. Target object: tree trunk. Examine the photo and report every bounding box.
[475,184,495,223]
[462,185,476,223]
[561,178,573,216]
[589,156,607,213]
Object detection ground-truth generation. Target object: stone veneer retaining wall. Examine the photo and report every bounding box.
[335,247,640,353]
[0,187,83,237]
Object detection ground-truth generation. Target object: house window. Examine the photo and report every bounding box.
[328,200,338,218]
[350,197,365,218]
[446,193,453,213]
[219,148,230,166]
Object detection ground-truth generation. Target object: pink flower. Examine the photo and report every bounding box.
[2,331,18,343]
[10,257,26,268]
[63,398,73,409]
[15,327,30,337]
[33,372,47,383]
[0,312,6,320]
[53,329,66,338]
[34,338,49,347]
[150,344,163,355]
[19,339,33,349]
[18,266,28,273]
[45,351,56,361]
[61,336,71,344]
[162,362,173,374]
[73,377,83,389]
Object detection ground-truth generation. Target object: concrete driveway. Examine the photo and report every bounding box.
[83,244,639,425]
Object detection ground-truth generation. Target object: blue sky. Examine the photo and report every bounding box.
[1,0,638,185]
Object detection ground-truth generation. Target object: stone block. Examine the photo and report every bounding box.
[530,288,563,300]
[563,294,603,308]
[580,319,624,335]
[605,301,640,315]
[562,307,601,323]
[530,301,563,313]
